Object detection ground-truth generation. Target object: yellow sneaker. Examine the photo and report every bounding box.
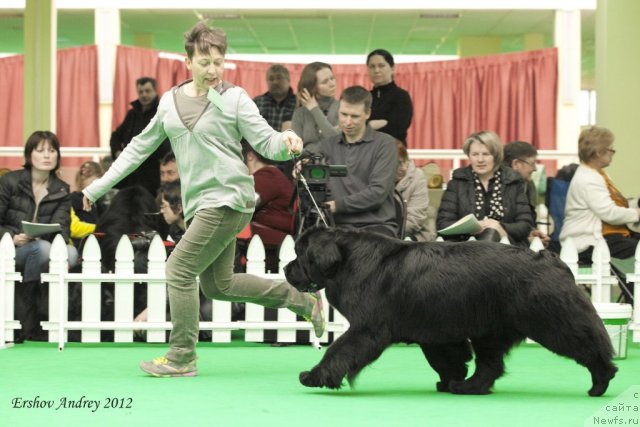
[139,356,197,378]
[304,292,326,338]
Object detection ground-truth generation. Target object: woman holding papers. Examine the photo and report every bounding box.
[0,130,78,342]
[436,130,534,245]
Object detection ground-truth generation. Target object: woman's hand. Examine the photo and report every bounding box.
[13,233,31,247]
[82,195,93,212]
[478,217,507,238]
[368,119,388,130]
[299,89,319,111]
[283,131,303,156]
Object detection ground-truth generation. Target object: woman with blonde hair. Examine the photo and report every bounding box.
[71,161,104,225]
[290,61,339,150]
[436,130,534,244]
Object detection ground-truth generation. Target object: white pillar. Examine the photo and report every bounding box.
[95,8,120,150]
[554,9,581,167]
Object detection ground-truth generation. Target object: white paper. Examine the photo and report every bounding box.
[21,221,62,238]
[437,213,482,236]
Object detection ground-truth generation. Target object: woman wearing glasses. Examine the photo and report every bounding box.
[560,126,640,263]
[436,130,535,245]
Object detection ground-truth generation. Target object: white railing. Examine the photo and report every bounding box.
[0,146,579,169]
[0,233,22,349]
[622,243,640,342]
[0,232,349,350]
[3,229,638,347]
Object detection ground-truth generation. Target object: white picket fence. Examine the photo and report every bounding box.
[0,232,349,350]
[2,231,640,349]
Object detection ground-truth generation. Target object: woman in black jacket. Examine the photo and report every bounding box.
[436,130,535,245]
[366,49,413,145]
[0,131,77,341]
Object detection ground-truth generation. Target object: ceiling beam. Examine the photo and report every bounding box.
[1,0,597,11]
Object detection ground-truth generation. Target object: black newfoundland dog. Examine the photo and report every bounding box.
[284,227,617,396]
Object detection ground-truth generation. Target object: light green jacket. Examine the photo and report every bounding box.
[84,81,292,221]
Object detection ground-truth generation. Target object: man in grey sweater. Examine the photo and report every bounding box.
[303,86,399,238]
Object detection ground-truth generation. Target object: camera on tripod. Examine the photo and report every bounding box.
[296,152,347,232]
[300,152,347,203]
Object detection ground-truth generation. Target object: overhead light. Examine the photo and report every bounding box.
[419,13,461,19]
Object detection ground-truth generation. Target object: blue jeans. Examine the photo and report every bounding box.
[14,240,79,282]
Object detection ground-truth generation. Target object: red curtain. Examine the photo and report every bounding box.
[0,46,99,170]
[57,45,100,168]
[1,45,556,176]
[113,47,556,154]
[0,55,25,170]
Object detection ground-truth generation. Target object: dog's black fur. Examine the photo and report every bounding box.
[284,227,617,396]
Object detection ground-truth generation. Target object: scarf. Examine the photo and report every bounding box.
[473,168,504,221]
[316,96,334,116]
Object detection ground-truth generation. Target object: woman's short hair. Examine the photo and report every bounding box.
[240,139,278,166]
[395,139,409,162]
[297,62,332,100]
[184,21,228,58]
[462,131,504,167]
[158,180,182,215]
[578,126,614,163]
[23,130,62,172]
[366,49,395,67]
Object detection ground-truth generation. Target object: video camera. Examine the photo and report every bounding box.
[299,152,347,203]
[296,152,347,232]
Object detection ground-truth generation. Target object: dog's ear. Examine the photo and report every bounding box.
[304,234,342,280]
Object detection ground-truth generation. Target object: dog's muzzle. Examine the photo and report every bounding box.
[306,282,321,292]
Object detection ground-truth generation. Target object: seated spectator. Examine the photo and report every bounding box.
[94,186,161,274]
[71,161,104,224]
[436,131,535,245]
[236,140,294,273]
[291,62,339,151]
[0,130,78,342]
[159,151,179,185]
[299,85,399,238]
[157,180,185,245]
[503,140,550,246]
[560,126,640,263]
[394,140,434,241]
[242,141,294,235]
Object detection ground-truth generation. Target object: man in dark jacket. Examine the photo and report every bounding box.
[110,77,170,195]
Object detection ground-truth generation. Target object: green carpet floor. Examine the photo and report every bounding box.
[1,339,638,427]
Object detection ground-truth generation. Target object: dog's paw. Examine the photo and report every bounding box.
[449,380,491,395]
[299,370,321,388]
[299,369,344,389]
[436,381,450,393]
